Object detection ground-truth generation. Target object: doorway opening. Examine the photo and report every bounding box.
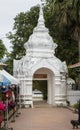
[33,80,47,101]
[32,68,54,106]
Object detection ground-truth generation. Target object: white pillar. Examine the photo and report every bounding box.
[54,76,67,106]
[19,77,33,108]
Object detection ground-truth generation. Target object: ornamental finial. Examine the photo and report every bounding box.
[37,0,46,26]
[40,0,46,7]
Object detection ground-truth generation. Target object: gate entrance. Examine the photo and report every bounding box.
[14,2,67,107]
[33,80,47,101]
[33,68,55,105]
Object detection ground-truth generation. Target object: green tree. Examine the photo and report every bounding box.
[7,6,39,60]
[46,0,80,62]
[0,39,7,59]
[45,0,80,80]
[7,6,39,74]
[44,0,78,65]
[4,53,13,74]
[70,0,80,62]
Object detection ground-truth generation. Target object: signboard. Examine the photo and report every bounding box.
[34,74,47,79]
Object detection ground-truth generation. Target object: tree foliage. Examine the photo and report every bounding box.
[44,0,80,79]
[7,6,39,74]
[0,39,7,59]
[7,6,39,60]
[49,0,80,60]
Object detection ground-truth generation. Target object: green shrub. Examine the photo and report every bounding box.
[73,103,78,109]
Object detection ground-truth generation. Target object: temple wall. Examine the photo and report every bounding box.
[67,90,80,106]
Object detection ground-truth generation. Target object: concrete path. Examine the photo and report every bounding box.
[9,107,78,130]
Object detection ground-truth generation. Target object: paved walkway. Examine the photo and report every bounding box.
[9,107,78,130]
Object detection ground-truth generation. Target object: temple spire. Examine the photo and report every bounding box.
[24,0,57,54]
[37,0,46,27]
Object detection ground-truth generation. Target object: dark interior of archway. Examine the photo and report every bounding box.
[33,80,47,100]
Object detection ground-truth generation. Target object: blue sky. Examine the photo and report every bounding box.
[0,0,40,52]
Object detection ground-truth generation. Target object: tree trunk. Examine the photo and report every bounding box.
[78,37,80,90]
[79,37,80,62]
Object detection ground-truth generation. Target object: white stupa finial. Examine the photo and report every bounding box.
[37,0,46,27]
[40,0,46,7]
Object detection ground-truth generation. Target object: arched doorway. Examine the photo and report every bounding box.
[33,67,55,105]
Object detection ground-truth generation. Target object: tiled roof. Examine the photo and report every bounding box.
[68,62,80,68]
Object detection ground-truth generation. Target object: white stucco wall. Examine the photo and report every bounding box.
[67,90,80,105]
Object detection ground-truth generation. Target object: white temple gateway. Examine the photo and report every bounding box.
[13,3,68,108]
